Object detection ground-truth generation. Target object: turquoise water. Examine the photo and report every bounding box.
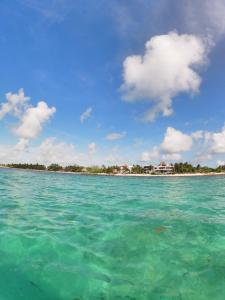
[0,169,225,299]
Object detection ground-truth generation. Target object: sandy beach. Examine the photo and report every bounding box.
[114,172,225,177]
[1,166,225,177]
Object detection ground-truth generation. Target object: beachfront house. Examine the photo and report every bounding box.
[153,162,174,174]
[143,165,154,173]
[119,165,132,174]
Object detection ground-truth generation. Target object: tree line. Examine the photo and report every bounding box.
[2,162,225,174]
[174,162,225,174]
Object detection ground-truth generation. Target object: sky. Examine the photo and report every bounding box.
[0,0,225,166]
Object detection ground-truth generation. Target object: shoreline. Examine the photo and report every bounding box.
[114,172,225,177]
[1,166,225,178]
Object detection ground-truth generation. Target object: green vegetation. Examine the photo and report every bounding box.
[174,162,195,173]
[131,165,145,174]
[104,165,120,174]
[1,162,225,175]
[85,165,120,174]
[7,163,46,170]
[47,164,63,171]
[64,165,84,172]
[86,166,105,174]
[174,162,225,174]
[216,165,225,172]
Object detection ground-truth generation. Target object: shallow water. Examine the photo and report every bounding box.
[0,168,225,299]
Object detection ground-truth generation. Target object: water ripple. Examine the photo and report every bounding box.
[0,169,225,299]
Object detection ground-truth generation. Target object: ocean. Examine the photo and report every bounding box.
[0,168,225,299]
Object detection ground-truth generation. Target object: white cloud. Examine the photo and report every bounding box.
[0,139,76,166]
[105,131,126,141]
[211,125,225,153]
[88,142,96,155]
[0,138,130,167]
[140,122,225,165]
[191,130,204,139]
[80,107,92,123]
[13,101,56,143]
[0,88,30,119]
[177,123,225,163]
[141,127,193,162]
[141,146,159,162]
[33,138,77,166]
[0,138,95,166]
[15,138,30,151]
[121,31,210,121]
[0,89,56,150]
[0,144,22,164]
[161,127,193,154]
[0,138,78,166]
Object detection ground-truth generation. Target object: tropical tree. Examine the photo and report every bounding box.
[131,165,145,174]
[64,165,83,172]
[47,164,63,171]
[7,163,46,170]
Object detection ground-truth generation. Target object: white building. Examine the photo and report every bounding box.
[153,162,174,174]
[119,165,132,174]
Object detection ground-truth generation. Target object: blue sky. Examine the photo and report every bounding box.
[0,0,225,166]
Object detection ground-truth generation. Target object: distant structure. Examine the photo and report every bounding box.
[119,165,132,174]
[143,165,153,174]
[153,162,174,174]
[143,162,174,174]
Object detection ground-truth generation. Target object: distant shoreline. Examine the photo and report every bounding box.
[114,172,225,177]
[1,166,225,178]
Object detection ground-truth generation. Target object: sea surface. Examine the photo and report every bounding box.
[0,168,225,300]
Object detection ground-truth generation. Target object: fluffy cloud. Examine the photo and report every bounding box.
[80,107,92,123]
[14,138,30,151]
[161,127,193,154]
[0,144,22,164]
[0,88,30,119]
[105,131,126,141]
[141,127,193,162]
[34,138,77,166]
[88,142,96,155]
[191,130,204,139]
[211,125,225,153]
[141,146,159,162]
[121,32,209,121]
[0,138,129,167]
[0,138,78,166]
[0,89,56,149]
[141,122,225,164]
[13,101,56,140]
